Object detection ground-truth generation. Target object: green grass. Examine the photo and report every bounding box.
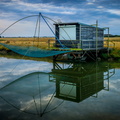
[110,49,120,58]
[0,45,9,50]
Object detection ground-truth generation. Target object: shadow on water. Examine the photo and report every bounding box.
[0,61,116,119]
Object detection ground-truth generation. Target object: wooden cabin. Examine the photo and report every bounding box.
[54,22,104,50]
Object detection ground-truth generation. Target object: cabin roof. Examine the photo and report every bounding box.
[54,22,104,30]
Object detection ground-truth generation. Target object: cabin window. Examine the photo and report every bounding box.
[59,25,76,40]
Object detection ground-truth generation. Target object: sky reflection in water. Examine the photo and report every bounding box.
[0,57,120,120]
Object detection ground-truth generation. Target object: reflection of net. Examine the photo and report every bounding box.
[0,72,58,116]
[0,43,70,58]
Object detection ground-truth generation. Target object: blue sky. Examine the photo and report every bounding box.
[0,0,120,37]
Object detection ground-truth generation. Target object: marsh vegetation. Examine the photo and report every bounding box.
[0,37,120,60]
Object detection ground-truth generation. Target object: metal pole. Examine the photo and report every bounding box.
[108,28,109,56]
[40,13,65,48]
[96,20,98,59]
[80,24,82,49]
[103,27,110,56]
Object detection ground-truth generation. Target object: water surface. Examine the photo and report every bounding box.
[0,57,120,120]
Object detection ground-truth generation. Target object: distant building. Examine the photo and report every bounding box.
[54,22,104,50]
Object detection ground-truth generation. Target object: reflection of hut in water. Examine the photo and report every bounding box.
[0,62,115,118]
[50,62,115,102]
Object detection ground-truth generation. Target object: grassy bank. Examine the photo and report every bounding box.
[104,37,120,60]
[0,37,120,60]
[0,37,55,49]
[1,37,120,49]
[109,48,120,59]
[104,37,120,49]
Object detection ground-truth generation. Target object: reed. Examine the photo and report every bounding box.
[0,37,55,49]
[0,37,120,59]
[0,37,120,49]
[104,37,120,49]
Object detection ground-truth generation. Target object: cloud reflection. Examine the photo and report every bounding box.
[0,58,120,120]
[0,57,53,88]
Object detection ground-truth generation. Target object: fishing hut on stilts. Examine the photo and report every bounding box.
[0,13,109,61]
[52,21,108,61]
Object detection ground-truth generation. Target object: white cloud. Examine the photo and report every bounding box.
[0,19,35,36]
[97,6,104,9]
[87,0,96,2]
[0,19,14,29]
[0,16,56,37]
[0,0,77,15]
[87,2,94,5]
[106,9,120,16]
[86,0,96,5]
[0,11,17,18]
[96,6,120,16]
[0,58,53,89]
[108,18,120,26]
[0,0,120,35]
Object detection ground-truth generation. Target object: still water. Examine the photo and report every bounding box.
[0,56,120,120]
